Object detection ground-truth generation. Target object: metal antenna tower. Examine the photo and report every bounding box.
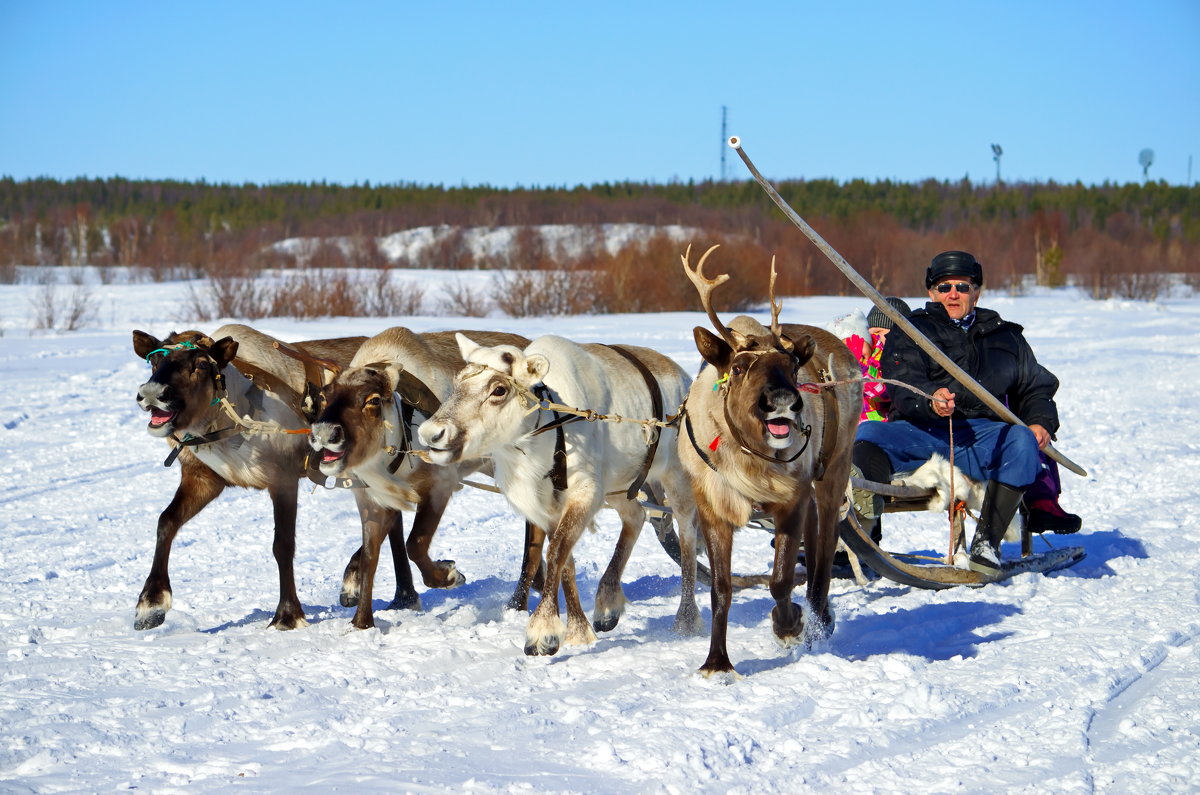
[720,106,728,181]
[991,144,1003,183]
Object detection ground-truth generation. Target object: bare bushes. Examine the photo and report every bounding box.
[589,233,764,314]
[187,267,426,321]
[492,269,601,317]
[438,279,491,317]
[29,267,97,331]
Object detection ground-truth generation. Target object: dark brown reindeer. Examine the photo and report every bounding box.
[308,327,542,630]
[131,324,403,631]
[677,245,860,678]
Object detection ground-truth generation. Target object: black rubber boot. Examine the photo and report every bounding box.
[968,481,1026,576]
[847,441,891,544]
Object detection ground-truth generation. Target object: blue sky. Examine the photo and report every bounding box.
[2,1,1196,188]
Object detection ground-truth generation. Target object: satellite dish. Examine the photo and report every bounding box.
[1139,148,1154,181]
[991,144,1003,157]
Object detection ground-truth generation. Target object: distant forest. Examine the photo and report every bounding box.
[2,176,1197,305]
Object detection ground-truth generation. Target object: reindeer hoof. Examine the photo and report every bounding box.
[339,591,359,608]
[592,614,620,633]
[771,601,804,645]
[698,665,741,682]
[388,591,422,611]
[523,636,561,656]
[134,609,166,631]
[268,613,308,631]
[423,560,466,589]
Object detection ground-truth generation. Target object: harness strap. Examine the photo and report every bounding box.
[163,426,242,467]
[683,409,720,474]
[533,385,569,493]
[607,345,665,499]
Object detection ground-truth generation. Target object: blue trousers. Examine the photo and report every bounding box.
[855,418,1041,488]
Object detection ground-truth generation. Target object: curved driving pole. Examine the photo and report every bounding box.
[728,136,1087,477]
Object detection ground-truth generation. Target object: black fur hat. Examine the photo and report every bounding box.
[926,250,984,289]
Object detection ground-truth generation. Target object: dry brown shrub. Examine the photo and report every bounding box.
[588,233,763,314]
[417,227,478,270]
[438,279,491,316]
[492,269,601,317]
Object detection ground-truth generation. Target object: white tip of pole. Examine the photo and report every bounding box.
[728,136,741,149]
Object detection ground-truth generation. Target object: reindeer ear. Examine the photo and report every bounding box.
[210,337,239,368]
[782,333,816,366]
[381,364,403,394]
[694,327,732,371]
[456,332,481,361]
[132,330,162,360]
[521,354,550,387]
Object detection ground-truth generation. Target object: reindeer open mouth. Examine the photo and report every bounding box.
[148,408,178,429]
[765,417,795,440]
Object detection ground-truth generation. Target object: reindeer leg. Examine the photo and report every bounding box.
[135,458,225,630]
[267,478,306,630]
[405,481,464,590]
[592,498,645,633]
[382,506,420,611]
[340,546,363,608]
[803,482,843,645]
[561,555,596,646]
[349,500,393,630]
[525,500,591,656]
[663,475,704,636]
[507,522,545,613]
[770,501,808,647]
[698,514,739,678]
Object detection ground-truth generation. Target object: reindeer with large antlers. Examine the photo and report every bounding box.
[678,245,861,678]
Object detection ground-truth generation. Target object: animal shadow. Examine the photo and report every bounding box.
[835,599,1021,661]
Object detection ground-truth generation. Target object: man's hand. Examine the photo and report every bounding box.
[1028,423,1051,450]
[931,387,956,417]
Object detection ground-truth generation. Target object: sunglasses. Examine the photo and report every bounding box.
[934,281,974,294]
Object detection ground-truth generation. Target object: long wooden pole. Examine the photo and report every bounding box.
[728,136,1087,477]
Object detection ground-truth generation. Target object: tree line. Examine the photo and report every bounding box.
[1,176,1196,304]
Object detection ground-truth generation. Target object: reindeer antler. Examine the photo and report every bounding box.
[681,244,738,348]
[768,255,784,339]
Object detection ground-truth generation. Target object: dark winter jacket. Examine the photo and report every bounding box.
[880,302,1060,435]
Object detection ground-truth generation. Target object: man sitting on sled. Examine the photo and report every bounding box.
[850,250,1081,576]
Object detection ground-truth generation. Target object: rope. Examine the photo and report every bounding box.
[806,372,961,551]
[212,396,310,437]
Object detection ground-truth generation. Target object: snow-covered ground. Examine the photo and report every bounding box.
[2,271,1199,792]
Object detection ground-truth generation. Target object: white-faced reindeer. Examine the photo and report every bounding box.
[308,327,541,630]
[418,333,702,656]
[677,245,860,677]
[131,325,402,631]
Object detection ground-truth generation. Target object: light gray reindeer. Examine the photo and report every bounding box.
[418,333,702,656]
[131,325,400,631]
[677,245,860,678]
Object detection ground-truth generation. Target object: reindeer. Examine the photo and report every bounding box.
[131,325,402,631]
[417,333,702,657]
[308,327,545,630]
[677,245,861,677]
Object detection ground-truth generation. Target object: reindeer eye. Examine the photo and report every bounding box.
[491,385,508,398]
[731,364,745,377]
[365,394,382,408]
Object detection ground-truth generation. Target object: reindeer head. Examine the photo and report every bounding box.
[683,245,816,455]
[417,333,548,466]
[308,364,404,477]
[133,330,238,438]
